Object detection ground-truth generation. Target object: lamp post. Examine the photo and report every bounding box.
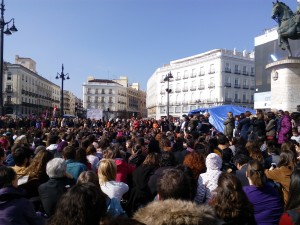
[56,64,70,117]
[164,72,173,119]
[0,0,17,116]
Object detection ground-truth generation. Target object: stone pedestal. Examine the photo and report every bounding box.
[266,58,300,112]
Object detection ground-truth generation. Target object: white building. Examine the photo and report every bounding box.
[3,56,61,117]
[147,49,255,119]
[83,76,146,119]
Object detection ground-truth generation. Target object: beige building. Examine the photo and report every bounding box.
[83,76,146,119]
[3,56,61,117]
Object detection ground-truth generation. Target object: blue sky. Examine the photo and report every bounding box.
[5,0,298,98]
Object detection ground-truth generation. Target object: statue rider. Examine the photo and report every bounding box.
[295,0,300,24]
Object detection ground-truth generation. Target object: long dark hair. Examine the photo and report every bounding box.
[47,183,107,225]
[212,172,255,225]
[285,169,300,210]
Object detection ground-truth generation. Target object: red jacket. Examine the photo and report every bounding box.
[115,159,135,184]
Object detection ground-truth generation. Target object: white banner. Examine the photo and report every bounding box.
[87,109,103,120]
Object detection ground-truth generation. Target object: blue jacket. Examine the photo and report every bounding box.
[65,159,87,182]
[0,186,45,225]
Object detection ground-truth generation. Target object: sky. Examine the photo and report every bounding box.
[4,0,298,98]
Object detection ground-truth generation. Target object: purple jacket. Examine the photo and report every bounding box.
[0,186,45,225]
[278,115,292,144]
[243,184,283,225]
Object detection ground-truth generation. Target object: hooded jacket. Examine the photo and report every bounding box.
[195,153,222,203]
[0,186,45,225]
[133,199,220,225]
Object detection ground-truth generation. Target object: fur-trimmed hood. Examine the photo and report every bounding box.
[133,199,221,225]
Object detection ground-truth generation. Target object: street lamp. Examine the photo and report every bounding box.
[0,0,17,116]
[56,64,70,117]
[164,72,173,119]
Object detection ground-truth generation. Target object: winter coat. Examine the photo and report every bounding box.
[133,199,218,225]
[114,158,136,184]
[0,186,45,225]
[238,117,251,141]
[266,119,277,138]
[278,115,292,144]
[223,117,235,137]
[38,178,70,217]
[251,118,266,139]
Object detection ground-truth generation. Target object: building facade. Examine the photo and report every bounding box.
[147,49,255,119]
[83,76,147,119]
[2,56,82,118]
[3,56,61,117]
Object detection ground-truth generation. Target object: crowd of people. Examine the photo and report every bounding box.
[0,109,299,225]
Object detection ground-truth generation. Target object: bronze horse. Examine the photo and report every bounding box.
[272,1,300,57]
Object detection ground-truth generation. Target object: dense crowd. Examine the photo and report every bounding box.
[0,109,299,225]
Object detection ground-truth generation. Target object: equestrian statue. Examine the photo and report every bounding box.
[272,0,300,57]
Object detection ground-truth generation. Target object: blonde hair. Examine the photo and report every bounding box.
[98,159,117,185]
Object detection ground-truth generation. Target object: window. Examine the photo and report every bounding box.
[7,72,12,80]
[200,67,205,75]
[235,92,239,99]
[243,79,247,85]
[235,79,239,85]
[209,64,215,73]
[243,93,247,100]
[243,66,247,74]
[251,67,254,75]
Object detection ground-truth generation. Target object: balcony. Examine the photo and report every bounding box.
[225,98,232,103]
[5,88,13,93]
[225,68,231,73]
[207,98,217,103]
[4,101,13,105]
[208,83,215,89]
[175,101,181,105]
[190,86,197,91]
[190,73,197,78]
[234,99,241,103]
[250,86,255,90]
[250,72,255,76]
[242,100,249,103]
[160,90,165,94]
[175,88,181,93]
[242,85,249,89]
[182,100,188,105]
[183,75,189,79]
[199,72,205,76]
[242,71,249,76]
[234,84,241,88]
[175,76,181,81]
[224,83,231,87]
[234,70,241,74]
[189,100,196,105]
[182,87,188,92]
[250,100,254,104]
[208,70,215,74]
[198,85,205,90]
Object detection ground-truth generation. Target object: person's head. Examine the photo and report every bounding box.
[183,151,206,180]
[48,183,107,225]
[63,146,76,160]
[12,146,32,167]
[233,154,249,169]
[292,128,299,137]
[157,168,191,201]
[205,153,222,171]
[34,145,46,155]
[133,199,219,225]
[14,135,28,146]
[277,150,296,170]
[98,159,117,184]
[77,171,100,189]
[46,158,67,178]
[159,151,176,167]
[286,169,300,210]
[245,111,251,118]
[217,135,229,146]
[0,166,17,188]
[142,152,159,166]
[25,149,53,178]
[227,112,233,118]
[213,172,254,224]
[246,160,266,187]
[0,137,9,150]
[47,135,59,146]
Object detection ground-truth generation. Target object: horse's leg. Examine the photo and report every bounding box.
[286,41,292,57]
